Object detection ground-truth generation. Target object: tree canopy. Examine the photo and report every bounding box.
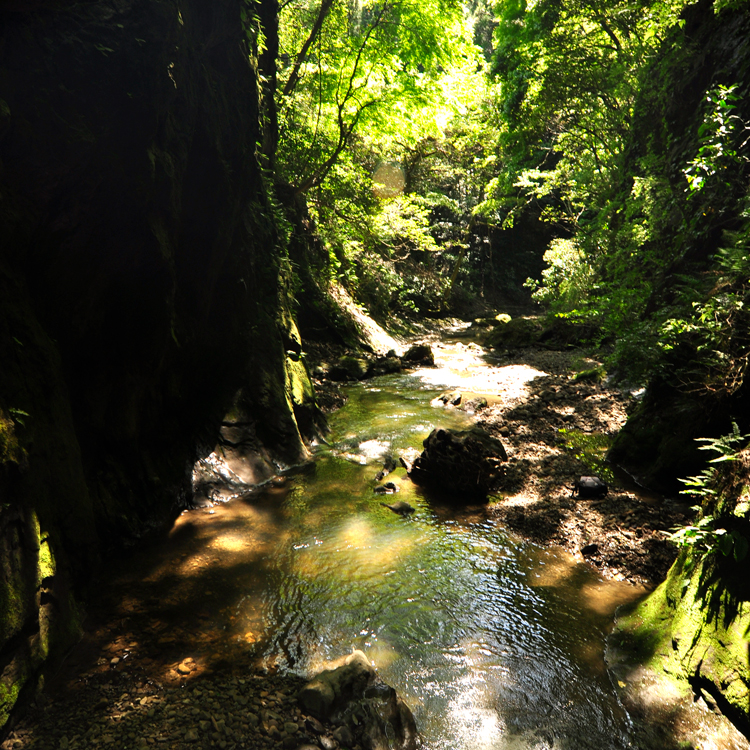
[242,0,750,390]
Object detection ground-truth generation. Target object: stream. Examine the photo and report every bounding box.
[78,340,652,750]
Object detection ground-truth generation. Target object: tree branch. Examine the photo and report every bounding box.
[281,0,335,98]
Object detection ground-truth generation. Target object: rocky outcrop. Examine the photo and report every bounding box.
[401,344,434,367]
[0,0,319,728]
[298,651,419,750]
[407,426,507,498]
[611,548,750,736]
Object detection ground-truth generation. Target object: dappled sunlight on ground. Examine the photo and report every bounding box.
[412,339,550,404]
[15,332,747,750]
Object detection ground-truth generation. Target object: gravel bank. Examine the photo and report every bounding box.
[1,666,352,750]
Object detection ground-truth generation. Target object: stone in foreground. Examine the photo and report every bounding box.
[298,651,419,750]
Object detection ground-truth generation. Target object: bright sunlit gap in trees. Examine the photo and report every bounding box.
[248,0,750,386]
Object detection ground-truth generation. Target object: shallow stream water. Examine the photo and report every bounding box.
[85,343,657,750]
[256,371,642,750]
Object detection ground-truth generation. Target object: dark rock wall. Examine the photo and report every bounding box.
[608,2,750,493]
[0,0,314,726]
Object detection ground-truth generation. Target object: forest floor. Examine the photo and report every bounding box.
[461,344,692,588]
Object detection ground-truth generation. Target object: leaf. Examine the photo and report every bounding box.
[717,532,733,557]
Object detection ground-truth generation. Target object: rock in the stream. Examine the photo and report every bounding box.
[328,355,372,381]
[298,650,419,750]
[401,344,435,366]
[375,455,398,481]
[374,482,400,495]
[381,500,415,515]
[431,389,462,407]
[368,353,402,377]
[408,426,507,498]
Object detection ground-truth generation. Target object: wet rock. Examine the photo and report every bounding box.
[398,448,421,473]
[380,500,414,515]
[408,426,508,498]
[297,651,418,750]
[328,355,372,381]
[374,482,399,495]
[375,455,398,482]
[401,344,435,366]
[368,355,402,377]
[432,389,462,407]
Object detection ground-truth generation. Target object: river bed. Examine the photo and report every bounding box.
[11,340,748,750]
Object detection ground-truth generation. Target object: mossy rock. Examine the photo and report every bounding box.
[612,550,750,731]
[0,411,25,467]
[537,317,601,350]
[607,379,727,494]
[401,344,434,366]
[484,317,543,350]
[328,355,371,381]
[571,367,606,383]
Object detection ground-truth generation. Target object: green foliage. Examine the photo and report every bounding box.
[671,424,750,569]
[524,238,594,306]
[558,428,614,483]
[276,0,475,192]
[670,513,748,564]
[647,204,750,394]
[683,85,747,194]
[491,0,750,392]
[371,196,439,256]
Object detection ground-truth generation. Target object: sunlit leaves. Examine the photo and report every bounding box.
[683,85,747,194]
[276,0,475,191]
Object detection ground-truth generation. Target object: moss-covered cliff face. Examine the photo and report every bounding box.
[612,447,750,731]
[0,0,318,727]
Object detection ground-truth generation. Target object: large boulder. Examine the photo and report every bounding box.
[484,317,542,350]
[408,426,507,498]
[328,355,372,381]
[368,353,402,377]
[298,651,419,750]
[401,344,434,367]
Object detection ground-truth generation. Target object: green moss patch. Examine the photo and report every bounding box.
[613,552,750,721]
[0,411,26,466]
[558,429,615,483]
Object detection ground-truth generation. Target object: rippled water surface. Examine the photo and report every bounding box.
[93,360,647,749]
[251,374,641,750]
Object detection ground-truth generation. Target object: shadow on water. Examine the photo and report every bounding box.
[48,366,726,749]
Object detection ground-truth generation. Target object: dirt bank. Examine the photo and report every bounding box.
[480,349,691,586]
[308,332,692,587]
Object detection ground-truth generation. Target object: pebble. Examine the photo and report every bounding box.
[0,668,341,750]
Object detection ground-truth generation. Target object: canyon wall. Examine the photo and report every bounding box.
[0,0,317,727]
